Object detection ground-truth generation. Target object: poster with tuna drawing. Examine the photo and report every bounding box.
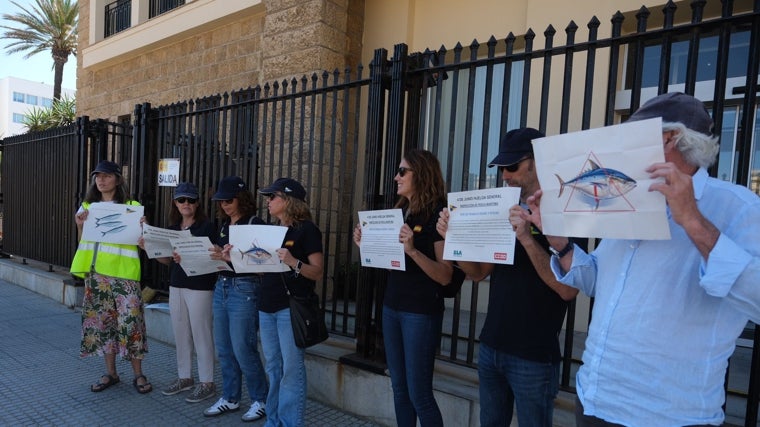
[532,118,671,240]
[81,202,145,245]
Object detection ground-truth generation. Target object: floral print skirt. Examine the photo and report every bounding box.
[80,273,148,360]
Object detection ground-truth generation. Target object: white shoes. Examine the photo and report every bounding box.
[203,397,240,417]
[242,401,266,422]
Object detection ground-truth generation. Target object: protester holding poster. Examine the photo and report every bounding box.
[354,149,453,427]
[438,128,579,427]
[203,176,268,422]
[525,93,760,426]
[137,182,218,403]
[70,160,152,394]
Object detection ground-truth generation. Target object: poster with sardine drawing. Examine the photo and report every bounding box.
[81,202,145,245]
[229,224,290,273]
[532,118,670,240]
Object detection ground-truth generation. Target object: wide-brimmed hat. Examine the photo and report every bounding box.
[488,128,545,168]
[211,176,247,200]
[628,92,713,136]
[259,178,306,202]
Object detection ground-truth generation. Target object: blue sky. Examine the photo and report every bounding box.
[0,0,77,90]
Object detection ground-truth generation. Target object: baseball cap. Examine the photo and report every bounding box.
[91,160,121,177]
[488,128,545,168]
[259,178,307,202]
[628,92,713,136]
[173,182,199,199]
[211,176,248,200]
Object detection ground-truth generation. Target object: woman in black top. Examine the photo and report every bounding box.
[354,149,454,427]
[138,182,217,403]
[258,178,324,427]
[203,176,268,422]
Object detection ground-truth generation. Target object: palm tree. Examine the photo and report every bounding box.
[1,0,78,100]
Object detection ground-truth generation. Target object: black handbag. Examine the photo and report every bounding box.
[281,274,329,348]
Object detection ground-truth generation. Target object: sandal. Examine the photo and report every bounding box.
[133,374,153,394]
[91,374,120,392]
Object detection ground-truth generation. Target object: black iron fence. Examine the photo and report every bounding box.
[2,0,759,423]
[104,0,131,38]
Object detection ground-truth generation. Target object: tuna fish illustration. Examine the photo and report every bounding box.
[101,224,128,236]
[95,213,122,224]
[95,220,123,228]
[239,240,273,264]
[555,160,636,210]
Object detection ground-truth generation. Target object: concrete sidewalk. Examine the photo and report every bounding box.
[0,279,379,426]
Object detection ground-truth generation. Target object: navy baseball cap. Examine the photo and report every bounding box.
[91,160,121,177]
[174,182,199,199]
[211,176,248,200]
[488,128,545,168]
[259,178,307,202]
[628,92,713,136]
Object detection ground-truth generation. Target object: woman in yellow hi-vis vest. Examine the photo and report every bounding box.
[70,160,152,394]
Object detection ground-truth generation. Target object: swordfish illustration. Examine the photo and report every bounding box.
[555,160,637,210]
[239,240,273,264]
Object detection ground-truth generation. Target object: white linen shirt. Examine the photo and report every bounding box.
[551,167,760,426]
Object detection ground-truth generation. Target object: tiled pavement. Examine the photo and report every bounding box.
[0,279,379,426]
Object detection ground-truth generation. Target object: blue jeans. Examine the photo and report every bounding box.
[478,343,559,427]
[260,308,306,427]
[213,276,268,403]
[382,306,443,427]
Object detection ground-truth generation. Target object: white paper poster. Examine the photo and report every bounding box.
[357,209,406,271]
[228,224,290,273]
[141,224,191,258]
[81,202,144,245]
[532,118,670,240]
[443,187,521,264]
[170,236,232,276]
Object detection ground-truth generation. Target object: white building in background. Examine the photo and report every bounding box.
[0,76,76,138]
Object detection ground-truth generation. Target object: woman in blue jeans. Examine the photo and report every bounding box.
[204,176,269,423]
[258,178,323,427]
[354,150,454,427]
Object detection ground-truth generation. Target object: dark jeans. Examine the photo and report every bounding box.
[574,395,719,427]
[382,306,444,427]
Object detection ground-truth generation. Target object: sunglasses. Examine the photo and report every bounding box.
[397,167,413,177]
[219,199,235,205]
[175,197,198,204]
[266,193,281,201]
[500,156,532,173]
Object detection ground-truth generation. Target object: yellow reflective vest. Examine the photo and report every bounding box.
[70,201,142,281]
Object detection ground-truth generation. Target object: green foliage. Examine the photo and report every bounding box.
[22,95,76,132]
[1,0,78,100]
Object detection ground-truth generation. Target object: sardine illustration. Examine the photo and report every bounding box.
[96,213,121,223]
[95,220,123,228]
[101,225,128,236]
[555,160,636,210]
[239,240,273,264]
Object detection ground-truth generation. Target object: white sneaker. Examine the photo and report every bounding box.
[241,401,266,422]
[203,397,240,417]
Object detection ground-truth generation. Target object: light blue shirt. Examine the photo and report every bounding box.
[551,168,760,426]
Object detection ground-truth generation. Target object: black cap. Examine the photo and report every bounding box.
[174,182,199,199]
[628,92,713,136]
[211,176,247,200]
[91,160,121,177]
[259,178,307,202]
[488,128,545,168]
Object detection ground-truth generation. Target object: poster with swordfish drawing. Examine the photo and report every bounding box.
[81,202,145,245]
[532,118,670,240]
[228,224,290,273]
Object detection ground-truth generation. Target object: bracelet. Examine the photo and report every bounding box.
[549,241,573,258]
[293,260,302,277]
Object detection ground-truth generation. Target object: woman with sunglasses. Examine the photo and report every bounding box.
[257,178,323,427]
[204,176,269,422]
[353,149,453,427]
[138,182,218,403]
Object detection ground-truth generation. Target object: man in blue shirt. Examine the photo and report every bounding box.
[524,92,760,426]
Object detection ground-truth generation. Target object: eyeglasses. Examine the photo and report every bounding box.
[397,167,413,177]
[500,156,532,173]
[219,199,235,205]
[175,197,198,204]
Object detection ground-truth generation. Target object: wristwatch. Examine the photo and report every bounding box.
[293,260,303,277]
[549,241,573,258]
